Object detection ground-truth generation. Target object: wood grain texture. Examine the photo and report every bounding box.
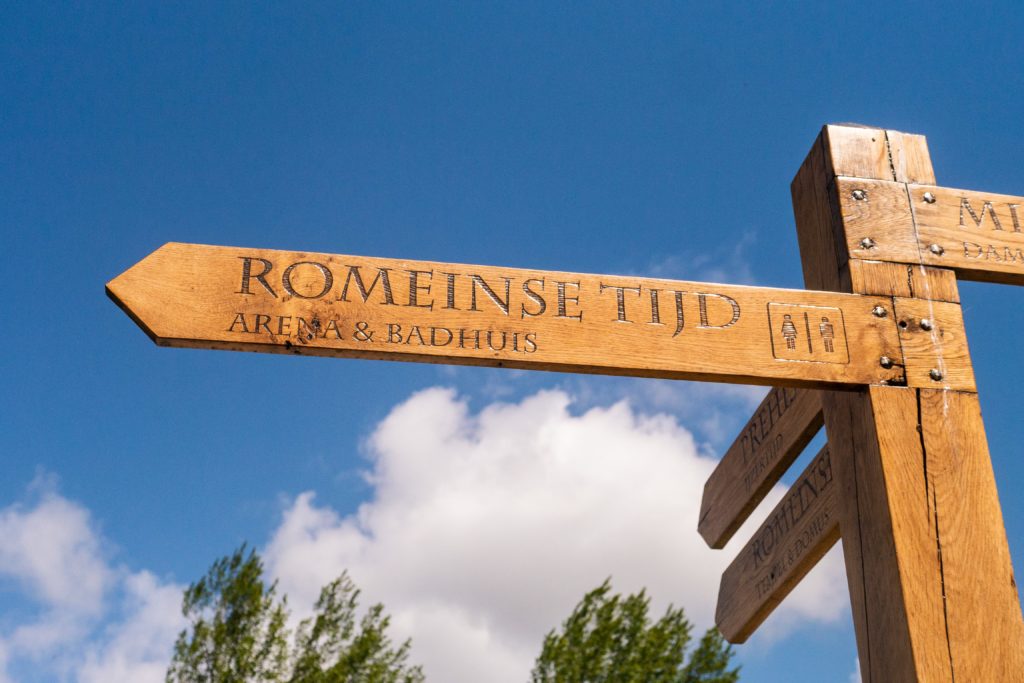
[823,386,953,682]
[837,177,1024,285]
[893,298,975,391]
[884,130,936,185]
[912,183,1024,284]
[715,445,839,643]
[823,125,893,180]
[795,123,1024,681]
[699,387,823,549]
[107,242,907,388]
[847,260,959,303]
[919,389,1024,679]
[797,125,949,681]
[792,132,847,293]
[835,177,920,265]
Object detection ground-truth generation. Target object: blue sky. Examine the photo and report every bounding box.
[3,3,1024,681]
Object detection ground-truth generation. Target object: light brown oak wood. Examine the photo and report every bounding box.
[838,178,1024,285]
[107,242,910,388]
[793,123,1024,682]
[715,445,839,643]
[918,389,1024,679]
[698,387,823,549]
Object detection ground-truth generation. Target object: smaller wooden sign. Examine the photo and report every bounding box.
[715,445,839,643]
[698,387,823,549]
[837,178,1024,286]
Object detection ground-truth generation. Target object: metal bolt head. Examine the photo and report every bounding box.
[929,369,944,382]
[879,356,894,369]
[871,305,888,318]
[860,237,877,250]
[852,189,867,201]
[929,243,945,256]
[920,318,933,331]
[923,191,937,204]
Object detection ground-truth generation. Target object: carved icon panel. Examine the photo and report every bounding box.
[767,303,849,364]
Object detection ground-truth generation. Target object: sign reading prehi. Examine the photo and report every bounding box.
[106,242,906,388]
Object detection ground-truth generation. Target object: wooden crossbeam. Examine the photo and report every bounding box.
[107,242,918,389]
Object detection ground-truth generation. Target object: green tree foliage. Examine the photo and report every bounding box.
[530,580,740,683]
[166,546,424,683]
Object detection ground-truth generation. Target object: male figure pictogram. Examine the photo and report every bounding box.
[819,316,834,353]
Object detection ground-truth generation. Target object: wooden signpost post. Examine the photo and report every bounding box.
[108,124,1024,681]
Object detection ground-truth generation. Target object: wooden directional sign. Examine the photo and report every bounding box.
[698,387,822,549]
[107,242,912,388]
[836,179,1024,285]
[105,124,1024,680]
[715,444,839,643]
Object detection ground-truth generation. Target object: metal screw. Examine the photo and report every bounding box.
[871,305,888,318]
[920,318,933,331]
[879,356,894,369]
[929,243,945,256]
[852,189,867,201]
[929,369,944,382]
[860,237,877,249]
[923,191,937,204]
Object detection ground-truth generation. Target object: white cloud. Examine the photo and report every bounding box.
[0,486,184,683]
[0,490,112,616]
[0,386,846,683]
[265,387,847,683]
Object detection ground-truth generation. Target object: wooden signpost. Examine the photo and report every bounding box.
[108,124,1024,681]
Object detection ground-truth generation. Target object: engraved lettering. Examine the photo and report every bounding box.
[672,291,686,337]
[555,281,583,321]
[282,261,333,299]
[486,330,507,351]
[470,275,511,315]
[524,332,538,353]
[648,289,663,325]
[237,257,277,297]
[600,283,641,323]
[697,293,741,328]
[443,272,458,310]
[228,313,250,333]
[458,329,482,349]
[255,314,272,334]
[277,316,291,336]
[521,279,547,318]
[353,321,373,341]
[430,327,453,346]
[323,319,343,339]
[386,323,403,343]
[405,325,426,345]
[338,266,396,305]
[297,317,320,340]
[406,270,434,309]
[1010,204,1022,233]
[960,197,1004,231]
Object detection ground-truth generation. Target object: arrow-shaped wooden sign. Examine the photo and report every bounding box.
[107,242,914,388]
[699,387,823,549]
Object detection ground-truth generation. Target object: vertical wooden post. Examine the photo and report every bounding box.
[791,125,1024,681]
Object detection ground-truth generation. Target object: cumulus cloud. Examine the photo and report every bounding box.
[0,484,184,683]
[0,386,845,683]
[265,387,847,683]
